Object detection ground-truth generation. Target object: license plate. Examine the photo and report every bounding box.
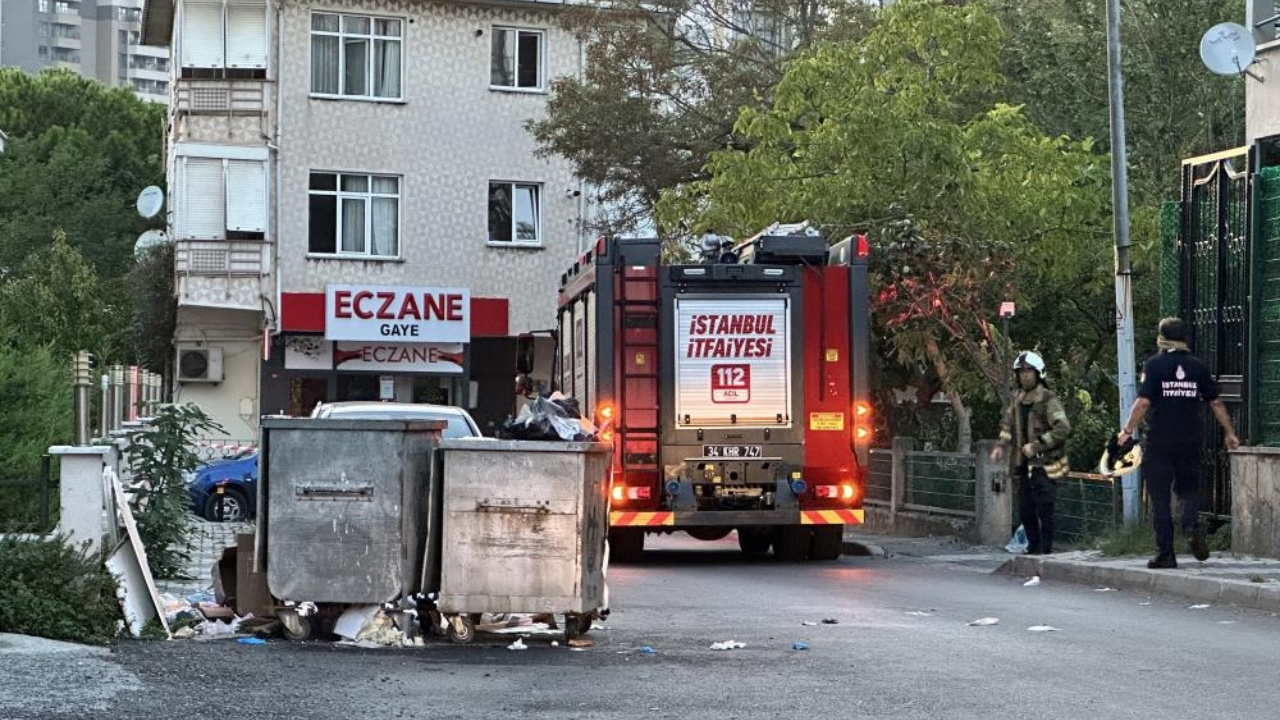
[703,445,763,459]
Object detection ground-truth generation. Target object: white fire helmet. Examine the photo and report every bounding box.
[1013,350,1046,374]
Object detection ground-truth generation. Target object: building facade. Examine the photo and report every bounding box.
[1,0,171,103]
[145,0,591,439]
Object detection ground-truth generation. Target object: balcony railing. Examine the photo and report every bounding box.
[174,78,268,116]
[175,239,269,277]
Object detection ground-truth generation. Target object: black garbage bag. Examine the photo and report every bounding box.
[498,395,597,441]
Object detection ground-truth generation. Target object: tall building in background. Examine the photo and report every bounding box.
[0,0,170,103]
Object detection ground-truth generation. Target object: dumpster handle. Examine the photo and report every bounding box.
[296,483,374,501]
[476,498,551,515]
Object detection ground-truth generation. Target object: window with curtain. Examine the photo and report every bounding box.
[311,12,402,100]
[309,172,400,257]
[490,28,544,90]
[488,181,541,246]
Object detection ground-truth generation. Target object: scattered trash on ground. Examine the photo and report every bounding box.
[1094,587,1117,592]
[967,617,1000,627]
[551,641,559,647]
[1005,525,1029,554]
[507,638,528,651]
[801,621,817,626]
[237,637,267,645]
[710,640,745,651]
[1023,576,1041,587]
[173,626,197,639]
[639,646,657,655]
[1027,625,1058,632]
[792,642,809,651]
[1218,621,1237,625]
[821,618,839,625]
[905,611,933,617]
[568,637,594,648]
[1189,604,1211,610]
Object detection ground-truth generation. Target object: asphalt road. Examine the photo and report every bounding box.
[5,533,1280,720]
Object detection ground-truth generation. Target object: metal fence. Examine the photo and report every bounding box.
[1011,471,1124,547]
[0,456,56,535]
[903,451,976,517]
[865,448,892,505]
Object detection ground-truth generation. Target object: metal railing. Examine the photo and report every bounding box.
[865,448,892,505]
[903,451,976,517]
[1054,472,1124,545]
[174,77,268,116]
[175,239,269,277]
[0,456,56,535]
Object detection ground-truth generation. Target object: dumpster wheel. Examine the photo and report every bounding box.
[280,612,312,642]
[563,612,594,641]
[446,614,477,644]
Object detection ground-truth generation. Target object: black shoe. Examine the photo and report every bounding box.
[1147,554,1178,569]
[1188,527,1210,562]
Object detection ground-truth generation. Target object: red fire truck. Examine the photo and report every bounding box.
[554,226,871,561]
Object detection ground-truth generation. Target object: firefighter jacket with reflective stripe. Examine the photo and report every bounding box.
[998,385,1071,478]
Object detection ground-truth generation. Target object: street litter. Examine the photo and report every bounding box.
[1027,625,1059,632]
[1006,525,1029,554]
[801,621,818,626]
[1189,604,1211,610]
[173,626,197,639]
[709,640,745,651]
[507,638,528,651]
[1218,621,1237,625]
[1139,601,1152,606]
[905,611,933,617]
[237,638,267,645]
[568,637,594,648]
[551,641,560,647]
[1023,576,1041,587]
[821,618,839,625]
[967,617,1000,626]
[1094,587,1117,592]
[333,605,407,647]
[792,642,809,651]
[639,646,657,655]
[498,395,598,442]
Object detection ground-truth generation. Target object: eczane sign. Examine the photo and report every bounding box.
[325,285,471,343]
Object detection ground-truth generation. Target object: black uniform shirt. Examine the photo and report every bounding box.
[1137,349,1219,449]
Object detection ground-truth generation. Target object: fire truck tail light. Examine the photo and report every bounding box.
[601,428,615,442]
[598,404,614,421]
[841,483,857,501]
[611,486,624,502]
[815,485,838,499]
[854,427,871,441]
[854,402,871,418]
[627,486,652,501]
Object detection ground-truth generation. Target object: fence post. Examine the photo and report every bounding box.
[974,440,1012,548]
[890,437,914,531]
[48,445,115,553]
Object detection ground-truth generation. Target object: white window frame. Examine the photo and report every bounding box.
[489,27,546,93]
[308,171,402,259]
[173,145,270,241]
[179,0,268,73]
[309,12,405,102]
[487,180,543,248]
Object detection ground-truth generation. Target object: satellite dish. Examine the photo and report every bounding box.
[136,186,164,219]
[1200,22,1257,76]
[134,229,168,258]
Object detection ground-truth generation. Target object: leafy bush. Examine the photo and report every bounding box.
[126,403,224,579]
[0,535,122,645]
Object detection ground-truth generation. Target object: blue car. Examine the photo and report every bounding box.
[187,450,258,522]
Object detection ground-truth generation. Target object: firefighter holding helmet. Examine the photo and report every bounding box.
[990,351,1072,555]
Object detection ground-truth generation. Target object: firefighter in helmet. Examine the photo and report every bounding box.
[990,351,1072,555]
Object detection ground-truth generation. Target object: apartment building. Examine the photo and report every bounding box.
[1,0,171,103]
[142,0,592,438]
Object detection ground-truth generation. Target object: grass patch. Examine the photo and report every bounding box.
[1095,519,1232,557]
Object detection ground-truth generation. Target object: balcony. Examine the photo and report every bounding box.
[51,35,81,50]
[175,239,272,311]
[175,78,268,117]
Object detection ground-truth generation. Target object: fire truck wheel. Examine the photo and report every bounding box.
[774,526,811,562]
[685,527,732,542]
[609,529,645,563]
[737,529,772,555]
[809,526,844,561]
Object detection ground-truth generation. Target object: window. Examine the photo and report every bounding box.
[177,155,267,240]
[310,13,402,100]
[309,172,400,257]
[179,0,267,77]
[488,182,541,245]
[39,0,51,13]
[490,28,544,90]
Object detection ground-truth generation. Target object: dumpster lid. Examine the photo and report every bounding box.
[437,438,612,453]
[261,418,448,432]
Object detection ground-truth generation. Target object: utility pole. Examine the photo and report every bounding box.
[1107,0,1140,525]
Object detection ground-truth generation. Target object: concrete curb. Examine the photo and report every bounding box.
[841,539,886,557]
[998,555,1280,613]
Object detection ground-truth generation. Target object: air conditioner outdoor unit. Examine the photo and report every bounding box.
[177,347,224,383]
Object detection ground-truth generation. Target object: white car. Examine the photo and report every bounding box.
[309,401,483,439]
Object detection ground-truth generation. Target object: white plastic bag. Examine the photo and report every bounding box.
[1005,524,1029,554]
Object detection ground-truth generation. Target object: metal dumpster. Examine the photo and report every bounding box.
[432,439,612,643]
[257,418,446,640]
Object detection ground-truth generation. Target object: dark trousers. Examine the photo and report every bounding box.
[1145,445,1201,557]
[1018,465,1056,554]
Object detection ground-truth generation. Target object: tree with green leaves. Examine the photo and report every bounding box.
[529,0,876,237]
[655,0,1114,449]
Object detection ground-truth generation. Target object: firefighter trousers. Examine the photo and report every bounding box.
[1144,445,1201,558]
[1018,465,1056,554]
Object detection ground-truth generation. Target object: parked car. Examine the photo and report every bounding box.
[187,449,258,522]
[309,401,483,438]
